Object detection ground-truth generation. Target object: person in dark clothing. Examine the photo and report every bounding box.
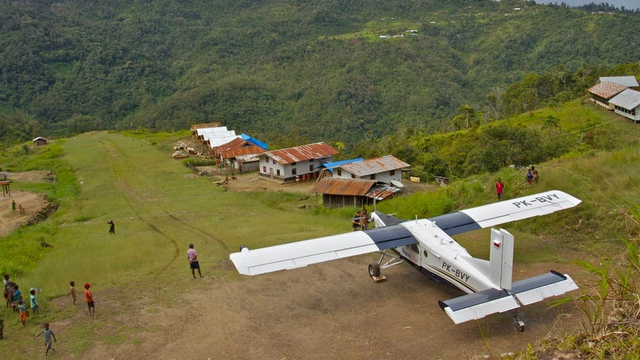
[107,220,115,235]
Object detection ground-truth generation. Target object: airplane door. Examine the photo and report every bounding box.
[403,243,421,266]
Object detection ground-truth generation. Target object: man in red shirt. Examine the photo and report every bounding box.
[496,178,504,201]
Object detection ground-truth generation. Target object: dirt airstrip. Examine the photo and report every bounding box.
[2,170,584,359]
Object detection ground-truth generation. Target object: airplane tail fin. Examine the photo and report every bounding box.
[489,228,514,290]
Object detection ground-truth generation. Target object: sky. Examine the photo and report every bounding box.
[534,0,640,10]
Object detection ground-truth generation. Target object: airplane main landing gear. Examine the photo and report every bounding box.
[368,250,404,282]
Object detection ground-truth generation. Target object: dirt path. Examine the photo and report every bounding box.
[51,257,580,360]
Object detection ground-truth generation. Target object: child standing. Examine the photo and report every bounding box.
[30,289,40,315]
[84,283,95,317]
[12,283,21,313]
[34,323,57,356]
[18,298,28,326]
[69,281,77,305]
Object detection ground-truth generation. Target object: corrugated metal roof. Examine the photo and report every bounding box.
[241,134,269,150]
[219,145,267,159]
[339,155,410,177]
[196,126,228,136]
[599,76,639,88]
[588,81,627,100]
[609,89,640,110]
[310,178,375,196]
[213,137,247,153]
[318,158,364,170]
[365,184,402,200]
[206,135,241,148]
[263,142,339,165]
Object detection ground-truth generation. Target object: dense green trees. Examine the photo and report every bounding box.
[0,0,638,147]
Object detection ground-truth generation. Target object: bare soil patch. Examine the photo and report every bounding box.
[0,171,53,237]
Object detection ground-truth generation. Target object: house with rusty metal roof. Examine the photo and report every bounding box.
[259,142,339,183]
[213,137,268,173]
[609,88,640,122]
[310,155,410,208]
[334,155,410,187]
[588,81,628,110]
[310,177,401,208]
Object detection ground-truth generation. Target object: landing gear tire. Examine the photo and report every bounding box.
[368,262,381,278]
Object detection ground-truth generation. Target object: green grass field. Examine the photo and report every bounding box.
[0,131,350,357]
[0,116,639,357]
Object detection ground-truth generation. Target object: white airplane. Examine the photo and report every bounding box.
[230,190,581,331]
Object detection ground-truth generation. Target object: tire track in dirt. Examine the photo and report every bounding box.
[98,138,181,276]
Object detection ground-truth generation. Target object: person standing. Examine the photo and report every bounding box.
[107,220,115,235]
[187,244,202,279]
[526,168,533,185]
[532,166,539,183]
[30,289,40,315]
[84,283,95,317]
[17,298,28,326]
[34,323,57,356]
[11,200,16,211]
[495,178,504,201]
[352,211,361,231]
[69,281,77,305]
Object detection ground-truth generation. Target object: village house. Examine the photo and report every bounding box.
[259,142,338,183]
[310,177,402,208]
[190,122,221,141]
[213,136,268,172]
[310,155,410,208]
[195,126,239,155]
[32,137,48,146]
[332,155,410,187]
[587,81,628,110]
[609,88,640,122]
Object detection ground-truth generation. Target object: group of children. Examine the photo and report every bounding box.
[3,274,39,328]
[10,199,26,214]
[2,274,95,356]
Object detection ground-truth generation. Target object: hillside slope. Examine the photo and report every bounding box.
[1,0,639,144]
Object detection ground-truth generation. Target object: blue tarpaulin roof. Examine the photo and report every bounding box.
[316,158,364,172]
[241,134,269,150]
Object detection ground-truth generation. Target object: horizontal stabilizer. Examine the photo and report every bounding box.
[439,288,520,324]
[230,225,418,276]
[370,211,405,227]
[512,270,578,305]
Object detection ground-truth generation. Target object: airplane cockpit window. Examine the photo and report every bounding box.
[410,244,419,253]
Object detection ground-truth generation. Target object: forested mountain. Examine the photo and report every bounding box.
[0,0,639,145]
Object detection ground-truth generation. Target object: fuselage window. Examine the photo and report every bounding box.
[423,250,428,259]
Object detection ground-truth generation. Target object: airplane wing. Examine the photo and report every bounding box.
[438,271,578,324]
[230,224,418,276]
[429,190,581,236]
